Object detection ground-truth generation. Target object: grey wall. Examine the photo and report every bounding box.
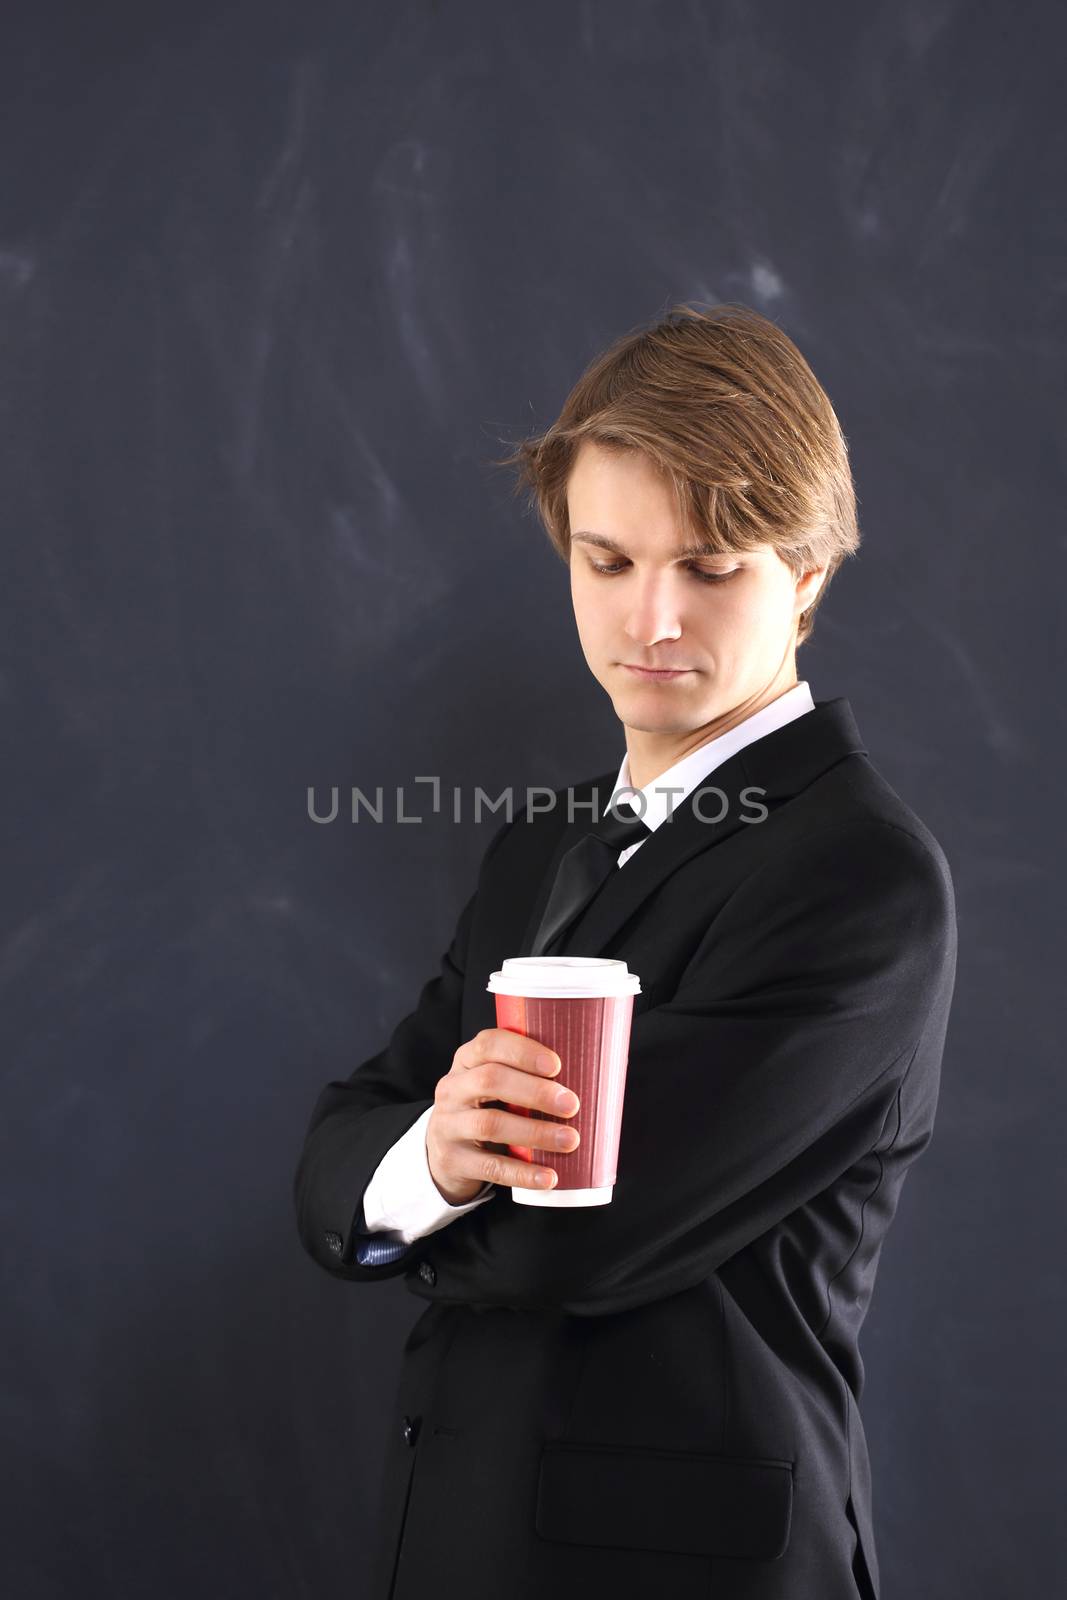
[3,1,1062,1595]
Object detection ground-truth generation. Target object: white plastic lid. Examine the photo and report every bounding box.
[486,956,641,999]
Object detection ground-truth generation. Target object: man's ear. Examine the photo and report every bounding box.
[795,565,829,613]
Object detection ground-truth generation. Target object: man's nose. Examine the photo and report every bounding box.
[624,576,684,645]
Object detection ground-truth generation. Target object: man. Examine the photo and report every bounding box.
[293,304,958,1600]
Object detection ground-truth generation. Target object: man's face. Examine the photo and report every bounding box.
[566,441,826,785]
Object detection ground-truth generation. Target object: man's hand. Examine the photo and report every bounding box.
[425,1028,581,1204]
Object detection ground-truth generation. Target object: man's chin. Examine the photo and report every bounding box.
[615,708,699,737]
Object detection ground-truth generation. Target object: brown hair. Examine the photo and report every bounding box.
[493,301,860,647]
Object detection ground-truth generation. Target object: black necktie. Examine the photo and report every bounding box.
[529,804,653,958]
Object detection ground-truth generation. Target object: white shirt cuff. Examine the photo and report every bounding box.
[359,1105,497,1244]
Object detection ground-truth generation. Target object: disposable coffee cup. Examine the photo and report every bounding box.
[485,957,641,1207]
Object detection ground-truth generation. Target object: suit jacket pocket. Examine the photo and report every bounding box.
[534,1439,793,1561]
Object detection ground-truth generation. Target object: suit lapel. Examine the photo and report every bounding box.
[517,698,867,960]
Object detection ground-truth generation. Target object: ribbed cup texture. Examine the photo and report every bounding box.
[494,991,635,1192]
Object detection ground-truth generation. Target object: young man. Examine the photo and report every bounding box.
[293,304,958,1600]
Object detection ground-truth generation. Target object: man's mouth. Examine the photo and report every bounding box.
[622,664,694,680]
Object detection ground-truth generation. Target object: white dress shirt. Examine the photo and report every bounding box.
[357,681,816,1244]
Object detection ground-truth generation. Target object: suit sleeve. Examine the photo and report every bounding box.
[401,820,959,1316]
[291,815,514,1282]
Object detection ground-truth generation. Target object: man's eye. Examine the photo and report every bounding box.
[587,559,737,585]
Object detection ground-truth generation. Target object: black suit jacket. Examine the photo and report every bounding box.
[293,697,958,1600]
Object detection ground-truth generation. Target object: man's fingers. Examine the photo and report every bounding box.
[475,1143,558,1189]
[457,1028,561,1077]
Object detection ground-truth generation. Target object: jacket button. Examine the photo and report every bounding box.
[401,1414,419,1446]
[418,1260,436,1286]
[324,1230,343,1256]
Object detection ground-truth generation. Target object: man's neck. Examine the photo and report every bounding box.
[624,676,802,793]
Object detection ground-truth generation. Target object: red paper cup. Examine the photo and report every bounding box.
[486,957,641,1207]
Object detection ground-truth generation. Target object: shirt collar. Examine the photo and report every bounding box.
[609,681,816,834]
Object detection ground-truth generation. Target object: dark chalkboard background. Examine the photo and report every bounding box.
[3,2,1063,1595]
